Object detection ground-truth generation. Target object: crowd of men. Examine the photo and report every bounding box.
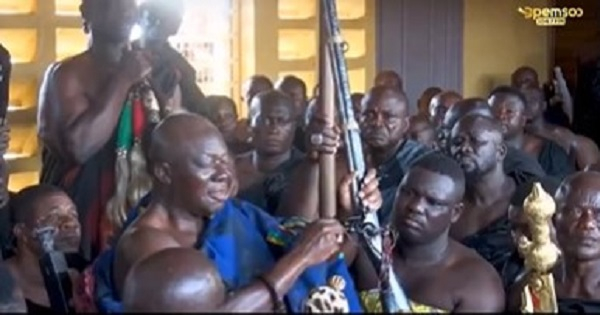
[0,0,600,313]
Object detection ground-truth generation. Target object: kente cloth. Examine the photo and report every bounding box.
[536,138,575,180]
[39,140,116,262]
[376,140,433,225]
[459,215,515,288]
[359,290,447,313]
[238,148,305,213]
[558,298,600,313]
[92,196,363,313]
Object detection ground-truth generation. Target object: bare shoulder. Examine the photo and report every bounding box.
[449,241,506,312]
[450,241,499,281]
[116,209,181,261]
[118,219,180,254]
[49,52,92,81]
[574,135,600,151]
[550,125,576,140]
[113,219,181,297]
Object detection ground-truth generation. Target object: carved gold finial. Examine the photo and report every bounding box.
[518,183,560,313]
[518,183,561,273]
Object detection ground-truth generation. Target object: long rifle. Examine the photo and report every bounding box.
[320,0,411,312]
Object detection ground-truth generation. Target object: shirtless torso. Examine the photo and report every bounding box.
[395,240,504,312]
[113,202,196,297]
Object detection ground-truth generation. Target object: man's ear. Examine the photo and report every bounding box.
[12,223,27,246]
[153,162,172,185]
[497,142,508,161]
[450,202,463,224]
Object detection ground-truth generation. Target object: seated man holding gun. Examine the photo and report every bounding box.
[3,185,83,313]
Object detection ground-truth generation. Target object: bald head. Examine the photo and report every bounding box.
[149,113,224,166]
[429,91,463,127]
[511,66,540,89]
[442,98,492,129]
[418,86,443,117]
[453,114,504,144]
[436,98,491,151]
[249,90,296,123]
[123,248,225,312]
[556,171,600,206]
[363,85,409,112]
[374,70,403,91]
[408,115,436,148]
[555,171,600,260]
[243,75,274,108]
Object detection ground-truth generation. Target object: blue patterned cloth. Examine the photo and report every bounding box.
[93,195,362,313]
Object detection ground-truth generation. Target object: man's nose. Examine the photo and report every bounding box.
[371,114,385,127]
[60,218,79,232]
[578,208,598,232]
[459,142,473,154]
[406,196,426,216]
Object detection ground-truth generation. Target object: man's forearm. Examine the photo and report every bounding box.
[218,249,308,312]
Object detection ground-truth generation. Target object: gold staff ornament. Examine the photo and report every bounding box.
[304,275,350,313]
[518,183,561,313]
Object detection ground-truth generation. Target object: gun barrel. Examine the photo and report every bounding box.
[321,0,411,311]
[39,252,73,313]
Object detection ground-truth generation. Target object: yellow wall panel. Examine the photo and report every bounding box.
[0,29,37,63]
[338,0,365,20]
[8,80,37,108]
[463,0,550,97]
[278,29,316,61]
[56,28,88,61]
[0,0,35,14]
[278,0,315,20]
[8,125,35,153]
[348,67,366,93]
[55,0,80,16]
[8,172,39,192]
[341,29,365,59]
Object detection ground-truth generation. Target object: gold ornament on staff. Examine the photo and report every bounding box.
[304,275,350,313]
[518,183,561,313]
